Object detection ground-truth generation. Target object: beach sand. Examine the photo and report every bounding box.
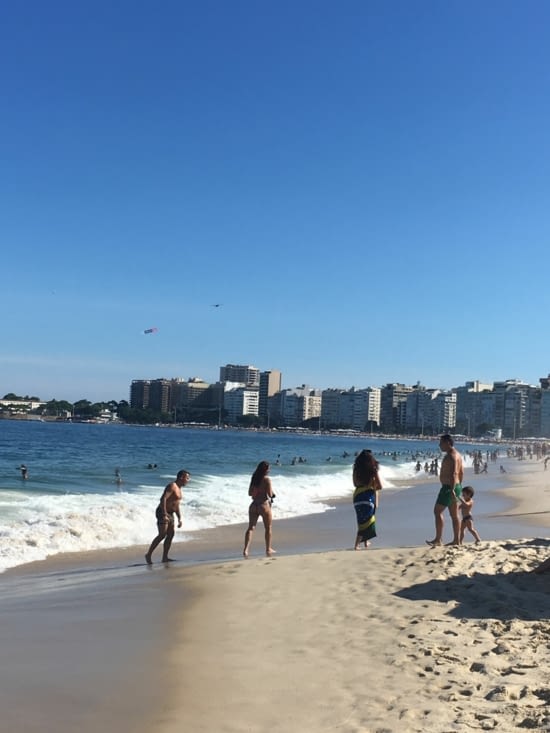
[1,455,550,732]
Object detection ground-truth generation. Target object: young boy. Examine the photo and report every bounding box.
[459,486,481,544]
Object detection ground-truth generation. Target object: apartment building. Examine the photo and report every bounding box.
[380,383,413,433]
[320,387,381,431]
[219,364,260,387]
[223,383,260,423]
[259,370,282,422]
[273,385,321,427]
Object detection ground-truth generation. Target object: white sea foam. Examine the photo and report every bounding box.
[0,421,503,573]
[0,461,422,572]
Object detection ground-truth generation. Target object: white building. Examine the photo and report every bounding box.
[278,385,321,427]
[223,382,259,423]
[351,388,381,430]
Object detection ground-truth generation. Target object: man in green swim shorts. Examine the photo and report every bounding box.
[426,434,464,547]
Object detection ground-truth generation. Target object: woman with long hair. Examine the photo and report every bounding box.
[352,449,382,550]
[243,460,276,557]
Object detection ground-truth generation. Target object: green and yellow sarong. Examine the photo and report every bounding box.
[353,484,377,541]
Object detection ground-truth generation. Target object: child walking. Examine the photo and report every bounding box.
[459,485,481,544]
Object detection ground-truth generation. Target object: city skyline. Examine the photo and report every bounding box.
[5,365,550,437]
[4,364,549,406]
[2,3,550,402]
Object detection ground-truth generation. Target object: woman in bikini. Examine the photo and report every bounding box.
[243,460,276,558]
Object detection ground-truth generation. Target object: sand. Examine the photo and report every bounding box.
[162,542,550,733]
[1,454,550,732]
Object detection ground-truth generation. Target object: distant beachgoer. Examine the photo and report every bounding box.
[114,467,122,486]
[426,434,464,547]
[243,461,276,558]
[500,465,507,473]
[352,449,382,550]
[19,464,28,480]
[145,470,189,564]
[458,486,481,544]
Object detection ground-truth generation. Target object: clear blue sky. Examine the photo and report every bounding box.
[2,1,549,402]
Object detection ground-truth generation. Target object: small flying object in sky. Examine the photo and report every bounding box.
[143,327,158,334]
[211,303,223,308]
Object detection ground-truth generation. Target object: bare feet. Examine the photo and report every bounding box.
[266,548,276,557]
[425,539,441,547]
[162,557,175,562]
[243,550,249,558]
[145,554,152,565]
[445,541,460,546]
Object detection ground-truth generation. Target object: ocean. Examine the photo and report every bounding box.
[0,420,496,573]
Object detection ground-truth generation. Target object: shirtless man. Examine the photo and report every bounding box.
[145,470,189,564]
[426,434,464,547]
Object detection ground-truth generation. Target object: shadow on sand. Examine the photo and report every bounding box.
[394,539,550,622]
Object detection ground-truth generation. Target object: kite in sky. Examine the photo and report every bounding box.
[143,327,158,335]
[211,303,223,308]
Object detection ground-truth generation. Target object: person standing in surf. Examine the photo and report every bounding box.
[145,470,189,564]
[352,449,383,550]
[243,461,276,558]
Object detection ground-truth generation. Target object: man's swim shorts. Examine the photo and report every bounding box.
[436,484,462,507]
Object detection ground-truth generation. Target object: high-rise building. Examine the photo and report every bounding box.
[405,385,433,434]
[259,370,282,422]
[148,379,172,413]
[380,383,413,433]
[219,364,260,387]
[540,383,550,438]
[320,389,343,428]
[223,384,260,423]
[493,379,534,438]
[432,391,457,433]
[174,378,210,410]
[130,380,150,409]
[454,381,494,436]
[319,387,380,430]
[276,385,321,427]
[352,387,381,431]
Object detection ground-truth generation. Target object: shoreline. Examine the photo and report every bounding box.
[0,458,550,583]
[3,453,548,579]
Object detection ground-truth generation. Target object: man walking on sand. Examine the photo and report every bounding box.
[426,434,464,547]
[145,470,189,564]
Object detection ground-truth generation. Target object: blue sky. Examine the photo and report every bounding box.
[2,1,549,402]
